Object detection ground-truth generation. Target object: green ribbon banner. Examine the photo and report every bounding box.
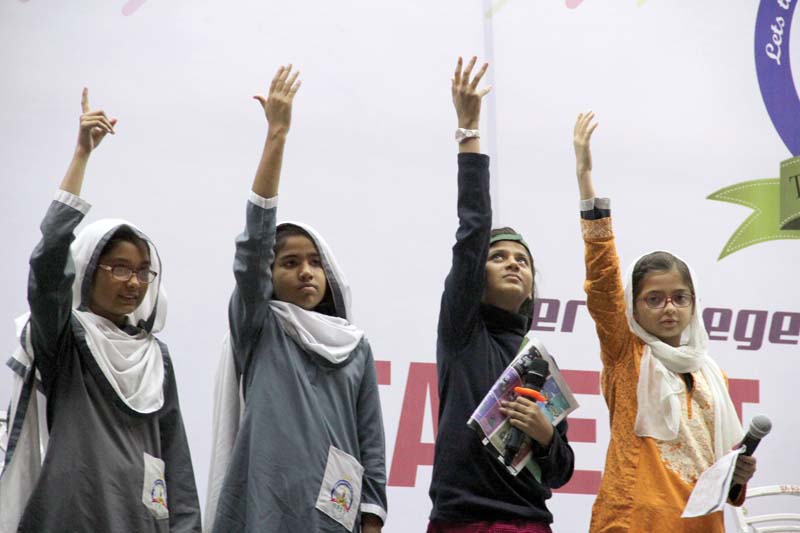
[707,156,800,260]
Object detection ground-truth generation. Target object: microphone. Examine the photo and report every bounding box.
[728,414,772,501]
[503,354,550,466]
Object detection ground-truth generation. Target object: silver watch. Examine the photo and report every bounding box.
[455,128,480,143]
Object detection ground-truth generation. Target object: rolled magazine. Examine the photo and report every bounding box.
[468,332,579,476]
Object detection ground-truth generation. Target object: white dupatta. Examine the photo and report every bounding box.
[624,252,743,458]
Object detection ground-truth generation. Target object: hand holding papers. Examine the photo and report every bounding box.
[682,448,745,518]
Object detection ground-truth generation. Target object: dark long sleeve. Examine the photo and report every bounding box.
[228,194,278,376]
[27,192,88,395]
[439,153,492,352]
[531,419,575,489]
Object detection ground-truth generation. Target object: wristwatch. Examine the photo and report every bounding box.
[455,128,480,143]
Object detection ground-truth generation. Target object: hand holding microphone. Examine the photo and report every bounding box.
[499,356,552,465]
[728,414,770,501]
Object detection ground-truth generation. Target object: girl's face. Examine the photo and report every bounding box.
[633,268,694,347]
[482,241,534,313]
[272,235,328,310]
[90,240,151,326]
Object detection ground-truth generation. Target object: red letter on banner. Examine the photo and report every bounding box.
[728,378,760,422]
[388,362,439,487]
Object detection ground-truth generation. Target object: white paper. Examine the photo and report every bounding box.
[682,448,744,518]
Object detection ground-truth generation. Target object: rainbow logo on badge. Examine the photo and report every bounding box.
[330,480,354,514]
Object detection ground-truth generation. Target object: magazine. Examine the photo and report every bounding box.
[467,332,579,476]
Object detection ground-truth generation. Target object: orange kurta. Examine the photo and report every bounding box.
[583,216,733,533]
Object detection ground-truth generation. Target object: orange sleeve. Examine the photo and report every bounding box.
[582,217,634,368]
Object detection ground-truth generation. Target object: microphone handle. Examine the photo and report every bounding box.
[739,433,761,456]
[727,434,762,501]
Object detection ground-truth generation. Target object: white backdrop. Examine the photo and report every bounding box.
[1,1,798,531]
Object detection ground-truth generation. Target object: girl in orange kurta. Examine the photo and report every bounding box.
[571,112,757,533]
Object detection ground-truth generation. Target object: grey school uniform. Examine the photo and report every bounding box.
[10,196,201,532]
[211,198,387,533]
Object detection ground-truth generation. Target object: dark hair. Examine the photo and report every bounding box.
[273,224,336,316]
[275,224,313,256]
[99,226,150,260]
[489,226,536,316]
[631,251,695,300]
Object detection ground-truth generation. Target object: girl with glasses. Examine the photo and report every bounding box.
[572,112,756,532]
[0,89,201,532]
[206,65,387,533]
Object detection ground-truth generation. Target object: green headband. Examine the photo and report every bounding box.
[490,233,532,257]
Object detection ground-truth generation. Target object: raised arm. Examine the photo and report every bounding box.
[439,57,494,350]
[573,113,631,366]
[229,66,301,364]
[251,65,300,197]
[28,89,114,391]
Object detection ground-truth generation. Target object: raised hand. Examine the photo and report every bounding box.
[250,65,301,198]
[573,112,598,178]
[253,65,301,135]
[573,111,599,200]
[76,88,116,156]
[452,56,491,129]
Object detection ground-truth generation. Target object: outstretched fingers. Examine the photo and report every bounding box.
[453,56,463,89]
[470,62,489,90]
[273,64,292,94]
[462,56,477,84]
[284,69,300,95]
[288,79,302,98]
[575,111,597,140]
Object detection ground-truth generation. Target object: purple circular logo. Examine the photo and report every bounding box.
[755,0,800,155]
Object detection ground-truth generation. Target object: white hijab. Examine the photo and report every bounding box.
[625,251,742,458]
[69,218,167,413]
[1,217,167,531]
[206,221,363,529]
[267,221,364,363]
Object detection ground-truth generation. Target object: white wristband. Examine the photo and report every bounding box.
[455,128,480,143]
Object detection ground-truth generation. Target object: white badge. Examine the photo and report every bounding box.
[141,452,169,520]
[315,445,364,532]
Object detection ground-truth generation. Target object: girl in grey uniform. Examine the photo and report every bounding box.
[206,66,387,533]
[0,89,201,532]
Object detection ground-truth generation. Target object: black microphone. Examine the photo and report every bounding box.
[503,355,550,466]
[728,414,772,501]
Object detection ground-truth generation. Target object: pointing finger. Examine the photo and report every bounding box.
[81,87,90,114]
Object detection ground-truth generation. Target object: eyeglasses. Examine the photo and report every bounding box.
[638,291,693,309]
[97,264,157,283]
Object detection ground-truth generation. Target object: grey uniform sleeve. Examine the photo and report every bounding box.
[158,348,202,532]
[27,194,87,394]
[438,153,492,353]
[228,197,278,375]
[356,346,388,524]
